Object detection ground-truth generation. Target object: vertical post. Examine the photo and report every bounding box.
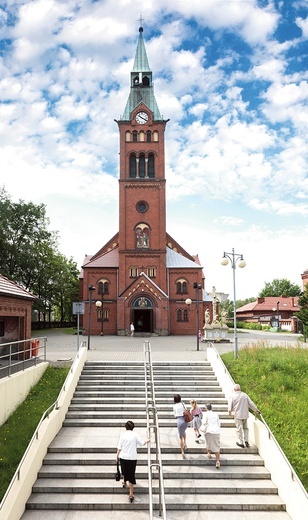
[196,286,200,351]
[87,285,95,350]
[77,312,80,351]
[277,301,280,331]
[232,262,238,359]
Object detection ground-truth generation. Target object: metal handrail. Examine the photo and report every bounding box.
[0,337,47,377]
[144,341,167,519]
[0,340,87,510]
[209,343,307,498]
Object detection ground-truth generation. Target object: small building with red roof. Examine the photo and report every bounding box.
[0,274,37,345]
[236,295,300,332]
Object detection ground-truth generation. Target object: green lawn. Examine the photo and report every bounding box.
[221,345,308,491]
[0,366,69,501]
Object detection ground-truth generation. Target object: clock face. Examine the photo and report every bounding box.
[135,111,149,124]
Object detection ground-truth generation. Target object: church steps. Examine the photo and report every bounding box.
[23,359,290,518]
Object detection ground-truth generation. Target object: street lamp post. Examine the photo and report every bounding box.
[95,296,104,335]
[221,248,246,359]
[272,301,280,330]
[87,284,96,350]
[185,282,202,351]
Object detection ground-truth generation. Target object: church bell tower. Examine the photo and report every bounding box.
[115,26,170,333]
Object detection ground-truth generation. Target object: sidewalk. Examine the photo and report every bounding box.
[39,329,305,365]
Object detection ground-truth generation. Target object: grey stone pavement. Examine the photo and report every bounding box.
[38,329,305,365]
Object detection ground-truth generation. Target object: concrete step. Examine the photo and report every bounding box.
[62,418,235,427]
[32,477,278,494]
[67,404,229,415]
[25,492,286,511]
[21,510,293,520]
[42,453,263,466]
[38,464,269,479]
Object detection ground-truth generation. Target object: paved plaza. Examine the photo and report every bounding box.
[39,329,305,365]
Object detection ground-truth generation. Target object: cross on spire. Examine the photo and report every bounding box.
[137,13,145,27]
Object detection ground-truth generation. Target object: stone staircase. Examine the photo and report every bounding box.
[21,360,291,519]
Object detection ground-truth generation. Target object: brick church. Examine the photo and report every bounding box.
[79,26,213,336]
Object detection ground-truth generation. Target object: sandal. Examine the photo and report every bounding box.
[129,495,134,502]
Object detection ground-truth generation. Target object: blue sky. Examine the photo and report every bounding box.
[0,0,307,299]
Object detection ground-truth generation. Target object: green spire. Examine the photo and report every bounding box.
[132,28,151,72]
[122,27,162,121]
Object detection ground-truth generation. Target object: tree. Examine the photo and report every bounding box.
[0,187,79,325]
[295,284,308,340]
[259,278,301,298]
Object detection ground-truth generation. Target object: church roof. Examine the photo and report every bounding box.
[82,248,119,269]
[0,274,36,300]
[122,27,162,121]
[166,247,203,269]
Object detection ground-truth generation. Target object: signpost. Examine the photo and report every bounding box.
[72,302,85,350]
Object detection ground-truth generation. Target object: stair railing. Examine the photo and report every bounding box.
[0,339,87,512]
[144,340,167,519]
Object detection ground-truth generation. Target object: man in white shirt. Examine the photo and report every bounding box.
[228,383,261,448]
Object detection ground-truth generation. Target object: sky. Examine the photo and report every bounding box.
[0,0,307,300]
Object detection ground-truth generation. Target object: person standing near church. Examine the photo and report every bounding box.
[130,322,135,337]
[228,383,261,448]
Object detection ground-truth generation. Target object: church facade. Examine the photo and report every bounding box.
[79,27,213,336]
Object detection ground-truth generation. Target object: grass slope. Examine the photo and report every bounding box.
[0,366,69,501]
[221,345,308,491]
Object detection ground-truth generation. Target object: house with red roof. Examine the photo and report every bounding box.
[236,295,300,332]
[0,274,36,347]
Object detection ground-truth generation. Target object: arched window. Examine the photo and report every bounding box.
[98,280,109,294]
[130,154,136,178]
[98,308,109,321]
[146,131,151,142]
[183,309,189,321]
[136,225,149,248]
[142,76,150,86]
[125,131,131,142]
[139,131,144,142]
[132,130,137,142]
[176,279,188,294]
[153,131,158,142]
[139,154,145,178]
[148,154,155,178]
[177,309,182,322]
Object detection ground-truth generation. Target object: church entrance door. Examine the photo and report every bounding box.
[134,309,153,333]
[132,296,153,333]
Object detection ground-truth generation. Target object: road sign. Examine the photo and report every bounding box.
[72,302,85,315]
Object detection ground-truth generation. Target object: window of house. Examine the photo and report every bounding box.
[176,279,188,294]
[130,154,136,178]
[148,154,154,178]
[153,131,158,142]
[146,131,151,142]
[183,309,189,321]
[132,130,138,142]
[130,267,139,277]
[0,320,4,337]
[147,267,156,278]
[177,309,182,322]
[98,280,109,294]
[139,154,145,177]
[125,131,131,142]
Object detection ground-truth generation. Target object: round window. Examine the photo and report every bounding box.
[136,201,148,213]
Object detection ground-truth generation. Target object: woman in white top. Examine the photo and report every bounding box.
[200,403,221,468]
[173,394,188,459]
[116,420,150,502]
